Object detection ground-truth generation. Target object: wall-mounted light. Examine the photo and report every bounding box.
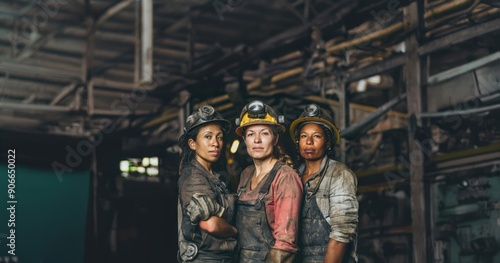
[147,167,159,176]
[367,75,381,85]
[150,157,159,166]
[142,157,150,166]
[356,79,367,92]
[137,166,146,174]
[120,161,129,172]
[230,139,240,154]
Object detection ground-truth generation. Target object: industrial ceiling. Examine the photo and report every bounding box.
[1,0,499,152]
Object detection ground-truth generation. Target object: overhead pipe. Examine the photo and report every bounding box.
[426,4,500,37]
[0,102,72,112]
[340,93,407,140]
[424,0,479,21]
[245,0,481,92]
[419,103,500,118]
[146,0,478,132]
[326,0,477,54]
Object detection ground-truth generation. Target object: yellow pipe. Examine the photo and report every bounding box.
[327,22,405,54]
[243,1,479,98]
[327,0,476,54]
[425,0,478,20]
[142,108,178,128]
[247,78,262,90]
[143,0,480,130]
[271,67,304,83]
[193,94,230,109]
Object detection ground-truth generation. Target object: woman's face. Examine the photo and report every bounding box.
[188,123,224,167]
[243,124,277,161]
[299,123,327,161]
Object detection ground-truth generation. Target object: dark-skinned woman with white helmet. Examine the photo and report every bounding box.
[289,104,358,263]
[234,100,303,263]
[177,105,238,263]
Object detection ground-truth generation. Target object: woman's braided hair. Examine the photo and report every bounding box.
[274,144,295,169]
[178,126,201,175]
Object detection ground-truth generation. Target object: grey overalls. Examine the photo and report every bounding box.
[177,160,237,263]
[235,161,283,263]
[298,162,356,263]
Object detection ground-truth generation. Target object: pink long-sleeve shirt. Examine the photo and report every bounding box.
[237,164,303,253]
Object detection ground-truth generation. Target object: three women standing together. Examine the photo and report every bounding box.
[177,101,358,263]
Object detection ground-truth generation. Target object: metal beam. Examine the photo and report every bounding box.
[0,61,80,81]
[347,55,406,82]
[163,10,201,34]
[427,51,500,85]
[188,15,196,73]
[339,79,348,163]
[21,94,36,104]
[0,102,71,112]
[93,78,136,91]
[141,0,153,84]
[96,0,135,26]
[404,2,427,263]
[344,18,500,82]
[279,0,307,23]
[419,17,500,55]
[82,15,96,116]
[51,83,79,105]
[134,0,141,83]
[420,103,500,118]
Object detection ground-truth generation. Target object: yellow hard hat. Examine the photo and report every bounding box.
[235,100,285,136]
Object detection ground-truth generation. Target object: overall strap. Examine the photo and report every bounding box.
[259,161,284,197]
[237,161,284,198]
[306,159,329,199]
[237,166,255,197]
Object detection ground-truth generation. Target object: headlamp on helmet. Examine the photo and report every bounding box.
[304,104,320,117]
[247,100,267,118]
[198,105,216,121]
[235,100,286,136]
[289,103,340,144]
[182,105,230,135]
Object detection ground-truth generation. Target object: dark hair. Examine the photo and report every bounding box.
[178,126,200,174]
[295,123,335,163]
[178,123,225,174]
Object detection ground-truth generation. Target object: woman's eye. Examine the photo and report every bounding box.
[300,134,307,138]
[217,136,223,141]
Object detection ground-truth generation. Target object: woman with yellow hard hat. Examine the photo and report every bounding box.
[290,104,358,263]
[234,100,303,263]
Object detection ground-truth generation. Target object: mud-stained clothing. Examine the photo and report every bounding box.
[177,159,237,262]
[297,156,358,263]
[236,161,303,262]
